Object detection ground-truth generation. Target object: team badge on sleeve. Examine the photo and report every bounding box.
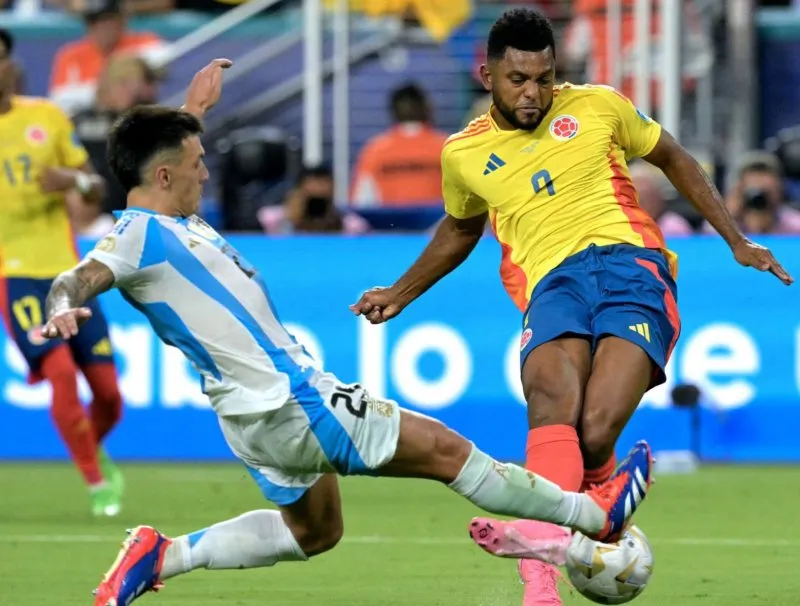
[636,108,653,123]
[550,115,579,141]
[96,235,117,252]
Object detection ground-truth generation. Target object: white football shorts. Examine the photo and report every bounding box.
[218,374,401,506]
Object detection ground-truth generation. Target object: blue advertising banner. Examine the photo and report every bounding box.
[0,235,798,462]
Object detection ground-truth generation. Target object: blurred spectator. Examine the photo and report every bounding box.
[47,0,174,13]
[463,93,492,127]
[561,0,712,108]
[73,56,160,216]
[260,164,369,235]
[704,151,800,235]
[350,83,448,208]
[10,60,25,95]
[49,0,168,115]
[171,0,297,12]
[629,161,694,236]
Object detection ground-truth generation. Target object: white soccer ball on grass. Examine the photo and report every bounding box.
[564,525,654,604]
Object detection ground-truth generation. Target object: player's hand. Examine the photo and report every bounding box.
[350,286,407,324]
[42,307,93,340]
[38,167,78,193]
[184,58,233,118]
[733,238,794,285]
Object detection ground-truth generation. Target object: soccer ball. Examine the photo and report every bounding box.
[565,525,654,604]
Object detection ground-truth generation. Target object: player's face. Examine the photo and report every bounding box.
[482,47,555,131]
[172,136,209,216]
[88,15,125,54]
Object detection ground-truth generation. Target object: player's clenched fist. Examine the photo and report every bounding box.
[42,307,93,340]
[350,287,406,324]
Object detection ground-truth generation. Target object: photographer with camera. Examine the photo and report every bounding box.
[258,164,369,235]
[707,152,800,235]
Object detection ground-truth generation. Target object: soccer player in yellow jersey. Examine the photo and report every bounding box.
[352,9,793,605]
[0,29,125,517]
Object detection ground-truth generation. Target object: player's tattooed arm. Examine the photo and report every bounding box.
[43,260,115,339]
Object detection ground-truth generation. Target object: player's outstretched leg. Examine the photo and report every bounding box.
[378,410,653,543]
[92,475,340,606]
[468,440,651,563]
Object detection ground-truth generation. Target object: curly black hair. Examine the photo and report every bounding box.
[487,8,555,62]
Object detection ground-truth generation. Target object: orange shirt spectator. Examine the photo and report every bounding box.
[351,83,448,208]
[49,0,168,115]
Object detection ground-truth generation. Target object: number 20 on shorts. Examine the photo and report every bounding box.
[531,169,556,196]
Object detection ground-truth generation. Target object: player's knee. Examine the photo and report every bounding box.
[290,516,343,557]
[579,410,625,468]
[96,387,123,421]
[49,394,85,427]
[429,422,473,482]
[522,366,582,428]
[405,413,471,482]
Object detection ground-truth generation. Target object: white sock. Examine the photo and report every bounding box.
[159,509,307,580]
[448,446,606,535]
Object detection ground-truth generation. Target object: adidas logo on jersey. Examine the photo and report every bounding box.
[483,153,506,175]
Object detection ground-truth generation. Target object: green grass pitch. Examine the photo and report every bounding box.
[1,463,799,605]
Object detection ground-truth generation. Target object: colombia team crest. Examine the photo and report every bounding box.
[25,126,47,145]
[549,115,579,141]
[520,328,533,351]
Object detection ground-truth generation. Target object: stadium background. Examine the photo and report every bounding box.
[1,0,799,467]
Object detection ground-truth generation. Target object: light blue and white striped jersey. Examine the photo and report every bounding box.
[86,208,322,416]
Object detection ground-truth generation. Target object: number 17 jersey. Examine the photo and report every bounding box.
[441,83,677,311]
[0,96,89,278]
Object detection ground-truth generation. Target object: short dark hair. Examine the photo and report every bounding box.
[737,151,784,180]
[0,28,13,56]
[299,162,332,181]
[108,105,203,192]
[487,8,555,62]
[390,83,429,122]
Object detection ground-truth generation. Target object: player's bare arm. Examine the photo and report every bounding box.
[350,212,487,324]
[645,130,793,285]
[181,58,233,119]
[43,259,115,340]
[38,159,105,204]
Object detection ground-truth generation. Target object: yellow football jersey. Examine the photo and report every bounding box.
[0,96,89,278]
[442,83,677,312]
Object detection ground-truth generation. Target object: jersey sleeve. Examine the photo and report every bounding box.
[442,143,488,219]
[49,103,89,169]
[84,215,149,285]
[594,86,662,159]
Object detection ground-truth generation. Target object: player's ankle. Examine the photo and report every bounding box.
[159,536,191,580]
[88,480,109,492]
